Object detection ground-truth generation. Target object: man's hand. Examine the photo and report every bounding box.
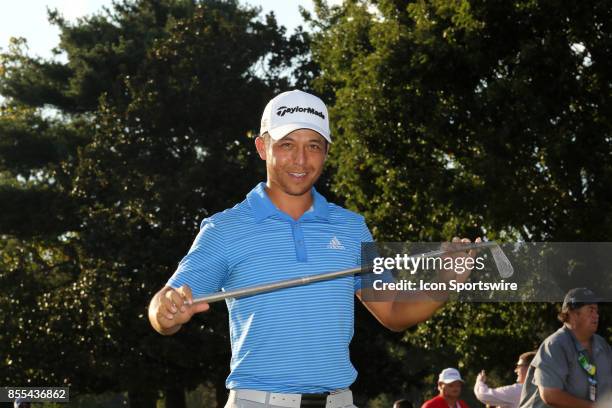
[358,236,483,332]
[148,285,210,335]
[438,236,482,284]
[477,370,487,384]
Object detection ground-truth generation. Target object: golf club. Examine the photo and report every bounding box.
[191,240,513,304]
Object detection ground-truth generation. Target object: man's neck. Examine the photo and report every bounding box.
[442,394,458,407]
[566,324,593,351]
[265,185,313,221]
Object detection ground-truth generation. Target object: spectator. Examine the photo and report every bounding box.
[14,398,31,408]
[394,399,414,408]
[519,288,612,408]
[422,368,470,408]
[475,351,536,408]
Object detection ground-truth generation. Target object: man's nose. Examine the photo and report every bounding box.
[293,146,306,165]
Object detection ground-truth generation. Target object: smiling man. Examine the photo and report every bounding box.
[148,90,477,408]
[519,288,612,408]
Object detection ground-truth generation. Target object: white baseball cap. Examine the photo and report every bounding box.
[438,368,464,384]
[260,90,331,143]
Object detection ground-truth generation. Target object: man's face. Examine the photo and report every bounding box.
[256,129,327,197]
[439,381,462,399]
[515,364,529,384]
[570,304,599,335]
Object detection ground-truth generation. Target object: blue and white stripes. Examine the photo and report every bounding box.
[168,182,372,393]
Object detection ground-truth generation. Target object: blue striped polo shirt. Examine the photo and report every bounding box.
[167,182,373,393]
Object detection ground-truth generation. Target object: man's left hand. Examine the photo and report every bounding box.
[438,236,482,284]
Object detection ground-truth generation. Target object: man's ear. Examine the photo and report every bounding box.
[255,136,267,160]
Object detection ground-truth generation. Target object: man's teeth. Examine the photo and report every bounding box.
[290,172,306,177]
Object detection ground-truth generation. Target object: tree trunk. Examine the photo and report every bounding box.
[128,388,157,408]
[165,386,186,408]
[215,379,228,408]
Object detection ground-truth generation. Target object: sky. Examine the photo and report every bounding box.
[0,0,322,60]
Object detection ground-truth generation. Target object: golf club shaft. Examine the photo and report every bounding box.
[191,241,499,304]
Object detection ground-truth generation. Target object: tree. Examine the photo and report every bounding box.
[309,0,612,403]
[1,1,308,406]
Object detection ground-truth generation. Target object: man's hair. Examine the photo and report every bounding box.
[393,399,414,408]
[557,308,570,323]
[261,132,271,145]
[557,303,594,323]
[518,351,537,366]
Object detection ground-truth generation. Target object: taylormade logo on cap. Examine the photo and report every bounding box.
[276,105,326,119]
[260,90,331,143]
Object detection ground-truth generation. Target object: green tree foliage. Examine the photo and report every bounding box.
[312,0,612,241]
[1,1,308,406]
[309,0,612,403]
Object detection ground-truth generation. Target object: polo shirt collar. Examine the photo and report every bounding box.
[247,182,330,222]
[563,325,603,354]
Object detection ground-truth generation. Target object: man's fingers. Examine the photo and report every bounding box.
[158,297,176,320]
[177,285,193,311]
[162,288,186,319]
[192,302,210,314]
[165,288,185,311]
[469,237,482,258]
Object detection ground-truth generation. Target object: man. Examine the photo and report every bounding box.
[421,368,469,408]
[394,399,414,408]
[14,398,31,408]
[519,288,612,408]
[148,90,479,408]
[474,351,536,408]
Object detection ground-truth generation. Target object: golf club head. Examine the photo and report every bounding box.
[490,244,514,278]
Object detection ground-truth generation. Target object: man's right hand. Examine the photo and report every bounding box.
[148,285,210,335]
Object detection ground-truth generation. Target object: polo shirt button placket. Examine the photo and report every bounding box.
[292,221,307,262]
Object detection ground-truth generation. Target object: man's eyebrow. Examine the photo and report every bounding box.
[278,136,325,144]
[279,136,295,142]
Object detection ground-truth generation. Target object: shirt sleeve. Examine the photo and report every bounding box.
[166,217,229,297]
[353,218,373,292]
[474,379,522,407]
[532,337,568,389]
[354,216,395,293]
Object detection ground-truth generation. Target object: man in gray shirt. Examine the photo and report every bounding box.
[519,288,612,408]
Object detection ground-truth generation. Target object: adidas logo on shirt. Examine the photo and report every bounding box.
[327,236,345,250]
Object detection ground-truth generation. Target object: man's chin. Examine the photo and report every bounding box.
[285,186,313,196]
[281,180,315,196]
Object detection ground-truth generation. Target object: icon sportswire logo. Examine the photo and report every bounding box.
[276,105,325,120]
[327,236,345,250]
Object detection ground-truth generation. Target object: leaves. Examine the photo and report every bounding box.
[311,0,612,403]
[0,0,308,403]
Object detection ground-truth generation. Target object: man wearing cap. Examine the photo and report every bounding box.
[474,351,536,408]
[394,399,414,408]
[14,398,31,408]
[519,288,612,408]
[421,368,470,408]
[148,90,478,408]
